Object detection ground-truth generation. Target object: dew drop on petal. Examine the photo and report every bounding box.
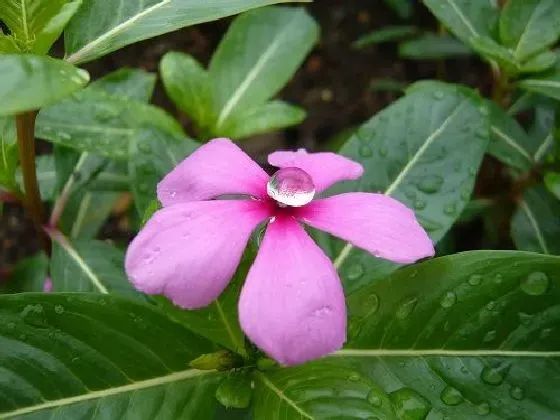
[267,167,315,207]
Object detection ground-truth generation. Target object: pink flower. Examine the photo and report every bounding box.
[43,277,53,293]
[125,139,434,365]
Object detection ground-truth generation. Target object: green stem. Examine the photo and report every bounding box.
[491,64,511,108]
[16,111,49,253]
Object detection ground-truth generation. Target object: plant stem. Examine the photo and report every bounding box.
[16,111,49,253]
[491,63,511,108]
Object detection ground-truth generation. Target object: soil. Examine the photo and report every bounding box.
[0,0,505,273]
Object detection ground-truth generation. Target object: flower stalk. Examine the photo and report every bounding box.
[16,111,49,253]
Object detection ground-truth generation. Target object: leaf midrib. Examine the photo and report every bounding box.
[334,100,468,269]
[519,200,550,254]
[513,2,541,60]
[0,368,214,419]
[490,125,533,163]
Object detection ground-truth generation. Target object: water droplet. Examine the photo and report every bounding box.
[486,301,496,311]
[357,126,374,141]
[433,90,445,100]
[58,132,72,141]
[267,167,315,207]
[460,189,471,201]
[443,202,457,215]
[348,373,361,382]
[347,264,364,280]
[378,146,388,156]
[440,386,463,406]
[520,272,549,296]
[396,297,418,320]
[353,293,379,317]
[367,390,382,407]
[540,328,553,339]
[517,312,534,327]
[481,364,509,385]
[389,388,431,420]
[359,144,373,157]
[476,402,491,416]
[468,275,482,286]
[20,304,48,328]
[414,200,426,210]
[509,386,524,401]
[483,330,496,343]
[440,292,457,308]
[138,142,152,153]
[417,175,443,194]
[479,106,489,116]
[54,305,65,315]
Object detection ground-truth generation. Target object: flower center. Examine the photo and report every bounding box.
[267,167,315,207]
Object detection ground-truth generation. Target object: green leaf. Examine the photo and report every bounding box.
[0,0,82,53]
[486,100,535,171]
[519,71,560,101]
[518,49,557,73]
[253,362,396,419]
[48,230,144,297]
[530,104,556,163]
[499,0,560,62]
[36,88,183,159]
[16,154,56,199]
[209,6,318,132]
[511,185,560,255]
[0,34,19,52]
[129,126,197,216]
[399,33,472,59]
[0,116,18,192]
[220,100,306,139]
[330,81,490,282]
[423,0,498,45]
[89,68,157,102]
[353,26,418,49]
[545,172,560,200]
[154,248,255,355]
[216,371,253,409]
[0,293,220,418]
[64,0,310,64]
[469,36,519,73]
[0,54,89,117]
[1,252,48,293]
[160,51,214,130]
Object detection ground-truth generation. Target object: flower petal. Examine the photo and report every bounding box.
[268,150,363,193]
[296,193,435,264]
[239,216,346,365]
[125,200,271,309]
[158,138,269,206]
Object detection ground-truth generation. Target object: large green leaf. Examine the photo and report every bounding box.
[486,100,534,171]
[160,51,214,131]
[0,293,219,419]
[511,185,560,255]
[329,81,490,290]
[519,71,560,101]
[0,54,89,117]
[64,0,310,64]
[423,0,498,45]
[154,247,256,355]
[129,126,197,216]
[89,68,157,102]
[253,251,560,419]
[209,6,318,132]
[0,0,82,53]
[499,0,560,62]
[48,230,143,298]
[36,88,183,159]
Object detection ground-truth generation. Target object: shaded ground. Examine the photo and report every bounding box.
[1,0,499,270]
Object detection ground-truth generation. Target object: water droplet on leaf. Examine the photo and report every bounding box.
[359,144,373,157]
[417,175,443,194]
[367,390,383,407]
[347,264,364,280]
[440,292,457,308]
[433,90,445,100]
[476,402,491,416]
[443,202,457,215]
[481,364,509,385]
[54,305,64,315]
[390,388,431,420]
[468,275,482,286]
[509,386,524,400]
[378,146,388,156]
[414,200,426,210]
[520,272,549,296]
[440,386,463,406]
[396,297,418,320]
